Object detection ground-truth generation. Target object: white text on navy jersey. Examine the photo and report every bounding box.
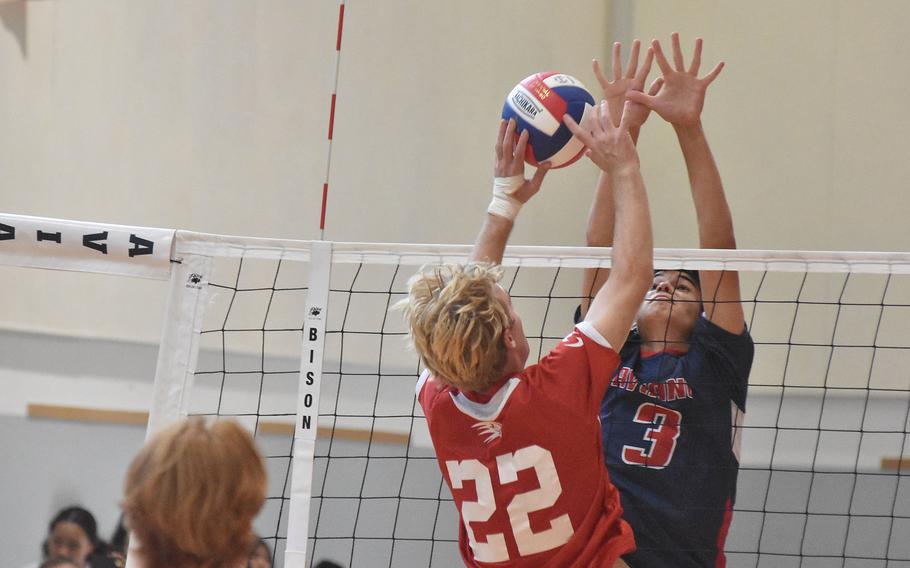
[610,367,694,402]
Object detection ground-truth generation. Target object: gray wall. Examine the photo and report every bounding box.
[0,415,145,567]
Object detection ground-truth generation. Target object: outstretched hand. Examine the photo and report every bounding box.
[593,40,661,132]
[564,100,639,175]
[494,118,550,205]
[625,33,724,128]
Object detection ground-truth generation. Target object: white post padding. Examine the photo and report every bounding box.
[123,254,212,568]
[146,253,213,436]
[285,241,333,567]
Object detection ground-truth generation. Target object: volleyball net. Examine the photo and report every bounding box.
[2,213,909,567]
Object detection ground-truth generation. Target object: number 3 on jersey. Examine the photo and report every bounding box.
[621,403,682,469]
[445,445,573,563]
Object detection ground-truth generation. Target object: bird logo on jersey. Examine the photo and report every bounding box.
[562,330,584,348]
[472,421,502,444]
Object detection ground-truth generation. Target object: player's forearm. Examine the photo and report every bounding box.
[580,126,643,309]
[470,213,513,264]
[608,167,653,289]
[675,122,737,250]
[585,166,652,348]
[586,172,615,247]
[580,172,617,313]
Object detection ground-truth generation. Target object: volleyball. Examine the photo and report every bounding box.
[501,72,596,168]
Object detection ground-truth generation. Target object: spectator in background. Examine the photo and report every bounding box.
[45,507,97,567]
[248,536,272,568]
[39,560,80,568]
[122,418,266,568]
[107,516,129,568]
[24,506,115,568]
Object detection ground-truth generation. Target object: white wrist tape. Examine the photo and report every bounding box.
[487,175,525,221]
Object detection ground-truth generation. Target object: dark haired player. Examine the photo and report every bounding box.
[578,34,755,567]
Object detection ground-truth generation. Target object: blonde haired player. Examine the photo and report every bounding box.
[400,95,654,567]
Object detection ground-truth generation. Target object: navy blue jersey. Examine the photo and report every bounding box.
[601,315,754,567]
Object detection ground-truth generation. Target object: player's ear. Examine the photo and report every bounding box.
[502,328,517,349]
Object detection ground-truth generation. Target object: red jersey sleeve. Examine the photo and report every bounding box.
[524,322,621,415]
[416,368,445,417]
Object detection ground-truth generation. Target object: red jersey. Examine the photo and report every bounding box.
[417,322,635,567]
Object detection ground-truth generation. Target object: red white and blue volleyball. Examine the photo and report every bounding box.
[501,72,595,169]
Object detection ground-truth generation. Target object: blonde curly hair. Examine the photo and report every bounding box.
[398,262,512,392]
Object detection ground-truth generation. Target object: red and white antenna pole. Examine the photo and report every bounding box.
[319,0,345,239]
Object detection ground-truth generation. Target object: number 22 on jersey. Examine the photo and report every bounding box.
[445,445,573,563]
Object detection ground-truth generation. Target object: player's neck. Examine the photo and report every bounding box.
[637,317,694,356]
[639,339,690,357]
[637,327,692,356]
[463,376,511,403]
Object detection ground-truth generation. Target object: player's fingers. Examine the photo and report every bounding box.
[578,104,597,131]
[592,58,609,89]
[612,42,622,81]
[513,128,530,159]
[635,47,654,86]
[651,39,673,76]
[618,100,635,132]
[671,32,685,71]
[603,99,621,129]
[647,76,664,96]
[564,113,592,142]
[494,119,507,159]
[626,39,641,79]
[702,61,725,85]
[597,99,614,129]
[530,162,551,186]
[689,37,703,75]
[625,90,655,110]
[504,117,517,148]
[564,114,595,147]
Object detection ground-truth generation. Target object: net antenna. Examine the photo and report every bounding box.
[319,0,346,239]
[2,212,910,567]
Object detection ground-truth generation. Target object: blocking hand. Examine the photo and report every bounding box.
[593,40,661,131]
[564,100,639,175]
[625,33,724,128]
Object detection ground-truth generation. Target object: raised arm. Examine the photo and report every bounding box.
[566,101,653,350]
[581,41,661,315]
[626,33,745,334]
[471,119,550,264]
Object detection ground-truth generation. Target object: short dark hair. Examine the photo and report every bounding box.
[655,269,700,290]
[48,506,98,544]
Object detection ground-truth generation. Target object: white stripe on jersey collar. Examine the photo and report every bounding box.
[450,378,521,422]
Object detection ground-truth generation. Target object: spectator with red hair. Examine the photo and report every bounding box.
[122,418,267,568]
